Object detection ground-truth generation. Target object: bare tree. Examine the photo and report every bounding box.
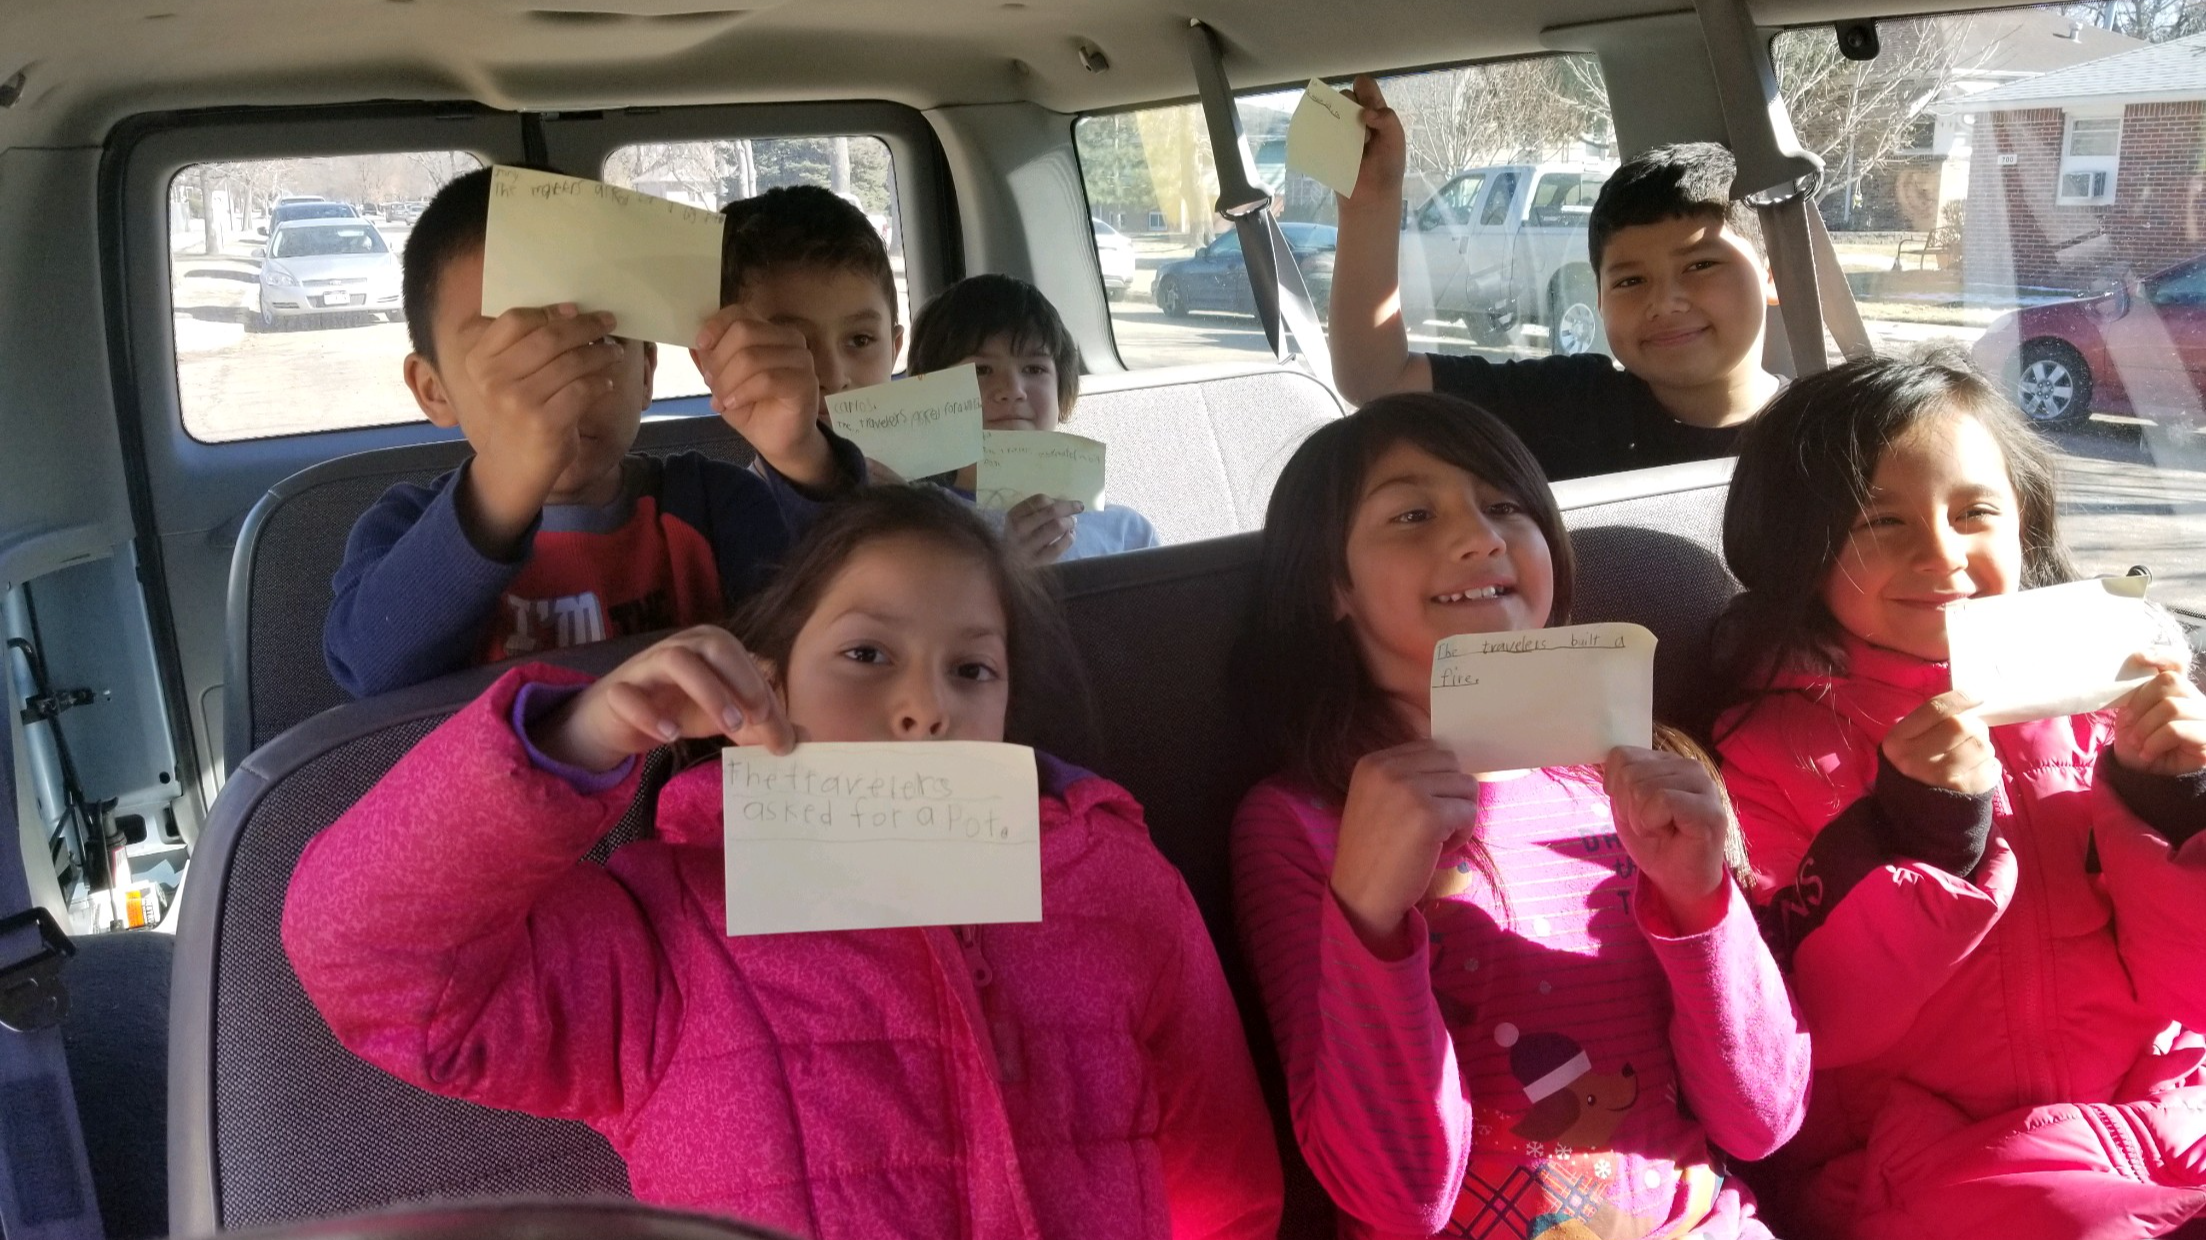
[1386,55,1612,194]
[1776,17,1981,225]
[2061,0,2206,40]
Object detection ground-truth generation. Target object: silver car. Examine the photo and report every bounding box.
[255,218,403,330]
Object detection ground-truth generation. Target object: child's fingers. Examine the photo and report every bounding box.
[712,360,817,419]
[1887,691,1983,743]
[481,308,619,381]
[679,628,796,754]
[693,303,748,353]
[602,680,684,747]
[513,338,628,410]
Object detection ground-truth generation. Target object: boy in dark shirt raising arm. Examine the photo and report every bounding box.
[1328,76,1783,480]
[323,167,860,698]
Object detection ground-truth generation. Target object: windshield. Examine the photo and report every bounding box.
[273,225,388,259]
[274,202,357,222]
[1281,222,1338,250]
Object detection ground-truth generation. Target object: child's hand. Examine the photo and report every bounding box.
[460,305,626,550]
[692,306,834,485]
[1344,76,1407,204]
[1004,494,1081,565]
[1882,691,2000,795]
[2114,653,2206,777]
[1604,746,1730,934]
[1330,740,1479,957]
[534,626,796,773]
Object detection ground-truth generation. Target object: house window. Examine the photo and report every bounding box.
[2056,115,2121,205]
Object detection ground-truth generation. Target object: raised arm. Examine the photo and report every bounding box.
[1329,76,1434,406]
[282,666,675,1122]
[1232,776,1471,1236]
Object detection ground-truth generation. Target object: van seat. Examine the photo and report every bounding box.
[176,455,1733,1239]
[1069,363,1345,545]
[222,418,756,771]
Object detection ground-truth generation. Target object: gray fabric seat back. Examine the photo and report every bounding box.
[223,417,756,770]
[1068,364,1345,546]
[174,458,1735,1240]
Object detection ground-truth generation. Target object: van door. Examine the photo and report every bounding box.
[1404,171,1483,324]
[1457,169,1520,330]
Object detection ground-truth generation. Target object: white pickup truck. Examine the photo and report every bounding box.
[1400,161,1613,355]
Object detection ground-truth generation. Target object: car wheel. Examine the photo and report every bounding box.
[1547,272,1601,357]
[1156,277,1189,318]
[2016,340,2094,430]
[253,295,278,333]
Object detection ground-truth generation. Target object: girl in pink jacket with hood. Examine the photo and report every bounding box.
[284,485,1283,1240]
[1232,394,1811,1240]
[1712,354,2206,1240]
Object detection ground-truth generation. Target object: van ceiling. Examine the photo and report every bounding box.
[14,0,2011,146]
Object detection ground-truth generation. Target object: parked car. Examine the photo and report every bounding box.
[265,198,361,232]
[255,218,403,330]
[1400,161,1613,355]
[1153,222,1336,319]
[1092,218,1137,298]
[1972,256,2206,429]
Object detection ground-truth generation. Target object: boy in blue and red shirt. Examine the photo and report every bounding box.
[324,166,860,697]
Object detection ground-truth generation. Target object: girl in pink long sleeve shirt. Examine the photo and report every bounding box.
[1231,393,1811,1240]
[285,486,1282,1240]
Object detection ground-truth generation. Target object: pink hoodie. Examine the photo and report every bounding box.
[283,666,1283,1240]
[1717,634,2206,1240]
[1233,765,1810,1240]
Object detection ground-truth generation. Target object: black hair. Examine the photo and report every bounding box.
[728,484,1085,750]
[1712,351,2078,732]
[719,185,898,320]
[907,275,1083,414]
[1242,392,1577,803]
[400,166,494,362]
[1587,142,1763,276]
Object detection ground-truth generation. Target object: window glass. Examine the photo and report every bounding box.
[604,137,910,403]
[166,151,481,443]
[1478,172,1518,227]
[1778,7,2206,618]
[1074,55,1614,369]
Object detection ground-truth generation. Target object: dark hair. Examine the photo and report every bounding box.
[1712,351,2078,729]
[1587,142,1763,276]
[719,185,897,320]
[729,485,1082,748]
[907,275,1083,414]
[401,166,495,362]
[1243,392,1577,803]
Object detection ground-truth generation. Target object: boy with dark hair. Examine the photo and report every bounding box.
[324,166,859,698]
[691,185,902,438]
[1328,77,1781,480]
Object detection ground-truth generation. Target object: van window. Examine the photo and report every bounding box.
[1777,4,2206,618]
[602,136,912,403]
[1075,54,1615,368]
[167,151,481,443]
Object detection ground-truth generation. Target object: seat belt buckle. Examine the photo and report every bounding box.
[0,906,75,1033]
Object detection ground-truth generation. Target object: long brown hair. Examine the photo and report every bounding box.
[1712,351,2077,737]
[725,485,1085,750]
[1242,392,1576,803]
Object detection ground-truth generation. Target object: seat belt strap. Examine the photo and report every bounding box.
[0,648,103,1240]
[1805,196,1874,361]
[1757,196,1874,376]
[1184,20,1337,392]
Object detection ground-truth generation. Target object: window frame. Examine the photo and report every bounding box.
[2055,112,2122,207]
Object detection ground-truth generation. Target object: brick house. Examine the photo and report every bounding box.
[1952,33,2206,293]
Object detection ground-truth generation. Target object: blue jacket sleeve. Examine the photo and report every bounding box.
[322,463,530,698]
[659,430,865,608]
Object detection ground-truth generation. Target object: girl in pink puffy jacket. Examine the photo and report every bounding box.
[1232,393,1811,1240]
[1711,354,2206,1240]
[285,484,1283,1240]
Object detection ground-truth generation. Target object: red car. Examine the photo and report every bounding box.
[1971,255,2206,430]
